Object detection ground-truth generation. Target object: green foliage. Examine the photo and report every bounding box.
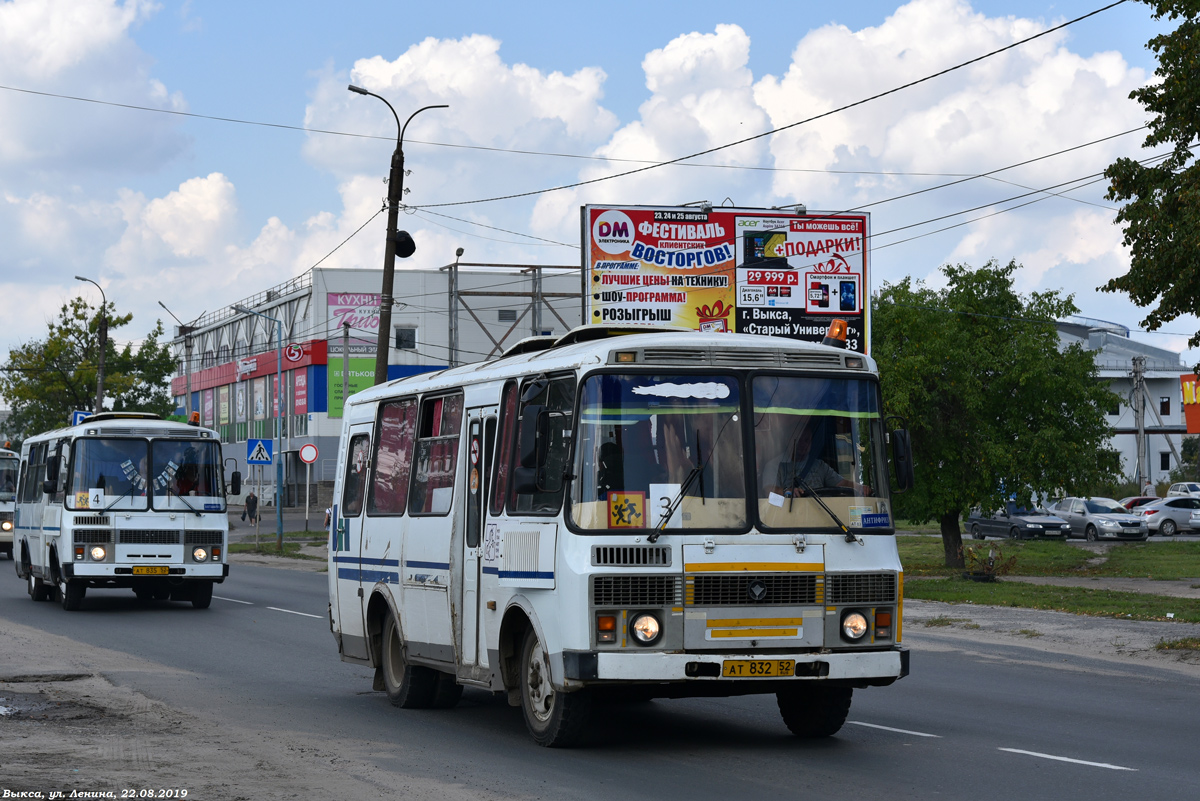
[873,261,1121,567]
[962,542,1017,577]
[0,297,175,439]
[905,579,1200,622]
[1103,1,1200,350]
[897,536,1096,576]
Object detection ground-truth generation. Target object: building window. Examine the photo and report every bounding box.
[1107,400,1119,416]
[498,309,517,322]
[1161,452,1171,471]
[395,327,417,350]
[1161,396,1171,416]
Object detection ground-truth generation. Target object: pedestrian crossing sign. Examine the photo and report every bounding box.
[247,438,273,464]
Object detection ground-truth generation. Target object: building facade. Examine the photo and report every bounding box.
[168,265,580,504]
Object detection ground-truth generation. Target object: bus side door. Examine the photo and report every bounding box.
[458,407,495,672]
[332,426,372,661]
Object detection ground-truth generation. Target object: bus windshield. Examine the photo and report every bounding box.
[68,438,149,511]
[0,455,17,502]
[752,376,890,531]
[150,440,225,512]
[571,374,746,531]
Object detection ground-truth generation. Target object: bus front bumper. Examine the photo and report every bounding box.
[562,647,908,684]
[63,563,229,580]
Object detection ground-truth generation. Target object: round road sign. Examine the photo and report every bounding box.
[299,443,319,464]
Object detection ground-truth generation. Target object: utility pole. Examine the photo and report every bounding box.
[529,266,543,336]
[76,276,107,413]
[447,248,462,367]
[1132,355,1146,487]
[342,323,350,416]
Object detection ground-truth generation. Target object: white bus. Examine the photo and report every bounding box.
[328,325,913,746]
[1,446,17,559]
[13,412,239,610]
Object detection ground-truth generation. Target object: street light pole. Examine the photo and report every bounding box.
[347,84,447,385]
[75,276,107,414]
[233,304,284,550]
[158,301,198,420]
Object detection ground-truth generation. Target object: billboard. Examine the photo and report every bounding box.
[583,205,869,353]
[1182,375,1200,434]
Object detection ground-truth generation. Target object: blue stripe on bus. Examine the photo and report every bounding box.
[17,525,60,531]
[336,567,399,584]
[497,570,554,580]
[405,560,450,570]
[482,566,499,575]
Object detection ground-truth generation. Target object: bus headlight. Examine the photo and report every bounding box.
[630,613,662,645]
[89,546,106,561]
[1,520,11,531]
[841,611,869,641]
[192,547,209,562]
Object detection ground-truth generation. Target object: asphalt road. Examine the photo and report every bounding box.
[2,561,1197,800]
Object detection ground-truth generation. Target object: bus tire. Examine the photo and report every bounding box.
[191,581,213,609]
[381,614,437,709]
[28,571,50,602]
[519,627,592,747]
[60,579,85,611]
[431,672,464,709]
[777,686,853,738]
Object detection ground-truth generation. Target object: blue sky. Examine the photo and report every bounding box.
[0,0,1191,370]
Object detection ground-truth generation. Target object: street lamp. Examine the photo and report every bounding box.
[75,276,107,414]
[232,304,284,550]
[347,83,447,385]
[158,301,200,420]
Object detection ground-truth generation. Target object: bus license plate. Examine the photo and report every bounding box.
[722,659,795,678]
[132,566,169,576]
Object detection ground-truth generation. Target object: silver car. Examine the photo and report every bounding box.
[1137,497,1200,536]
[1052,497,1149,541]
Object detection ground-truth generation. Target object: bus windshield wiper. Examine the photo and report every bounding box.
[167,484,203,517]
[792,477,860,544]
[101,485,136,513]
[648,463,704,543]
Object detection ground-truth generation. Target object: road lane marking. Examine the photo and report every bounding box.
[998,748,1137,771]
[214,596,253,605]
[268,606,322,619]
[849,721,941,738]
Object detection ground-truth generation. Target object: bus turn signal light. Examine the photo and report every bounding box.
[597,615,617,643]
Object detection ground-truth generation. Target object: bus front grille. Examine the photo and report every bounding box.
[73,529,112,544]
[688,574,819,606]
[825,572,897,604]
[592,575,682,607]
[592,545,671,567]
[185,531,224,545]
[118,530,182,545]
[74,516,111,527]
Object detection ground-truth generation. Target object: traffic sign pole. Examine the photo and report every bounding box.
[298,444,320,535]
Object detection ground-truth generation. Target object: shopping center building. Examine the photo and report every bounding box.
[168,265,580,505]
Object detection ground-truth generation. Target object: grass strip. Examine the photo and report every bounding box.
[905,578,1200,623]
[1155,637,1200,651]
[228,541,325,561]
[898,537,1094,576]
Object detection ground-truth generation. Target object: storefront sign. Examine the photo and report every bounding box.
[294,369,308,415]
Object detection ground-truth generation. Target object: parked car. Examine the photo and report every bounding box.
[1137,497,1200,536]
[1051,497,1149,541]
[1166,482,1200,498]
[967,502,1070,540]
[1119,496,1160,511]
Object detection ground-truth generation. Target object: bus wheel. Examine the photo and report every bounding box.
[59,579,85,611]
[777,686,853,738]
[431,672,464,709]
[28,572,49,602]
[519,628,592,747]
[191,581,213,609]
[380,614,437,708]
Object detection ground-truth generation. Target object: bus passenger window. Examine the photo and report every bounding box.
[409,393,463,516]
[342,434,371,517]
[369,398,417,515]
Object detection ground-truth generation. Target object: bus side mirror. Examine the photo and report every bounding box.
[230,470,242,496]
[42,448,61,495]
[891,429,914,493]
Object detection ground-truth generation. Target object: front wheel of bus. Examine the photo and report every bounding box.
[777,686,852,738]
[59,578,85,611]
[381,614,437,709]
[191,581,213,609]
[519,628,592,747]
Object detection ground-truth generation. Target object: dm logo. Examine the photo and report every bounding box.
[592,210,635,255]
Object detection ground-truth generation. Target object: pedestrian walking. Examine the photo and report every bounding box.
[243,490,259,525]
[324,506,332,529]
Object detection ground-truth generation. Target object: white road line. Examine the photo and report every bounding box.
[268,606,322,619]
[998,748,1137,771]
[849,721,942,738]
[213,595,252,605]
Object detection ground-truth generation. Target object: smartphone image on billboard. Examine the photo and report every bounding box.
[839,281,856,311]
[809,282,829,308]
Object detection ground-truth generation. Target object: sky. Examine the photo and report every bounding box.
[1,0,1194,379]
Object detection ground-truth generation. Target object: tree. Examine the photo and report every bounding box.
[873,261,1121,567]
[1103,1,1200,347]
[0,297,176,439]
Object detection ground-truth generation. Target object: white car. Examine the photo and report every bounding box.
[1167,482,1200,498]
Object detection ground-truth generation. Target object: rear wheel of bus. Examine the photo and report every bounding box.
[776,686,853,737]
[381,614,437,708]
[27,571,50,602]
[519,628,592,747]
